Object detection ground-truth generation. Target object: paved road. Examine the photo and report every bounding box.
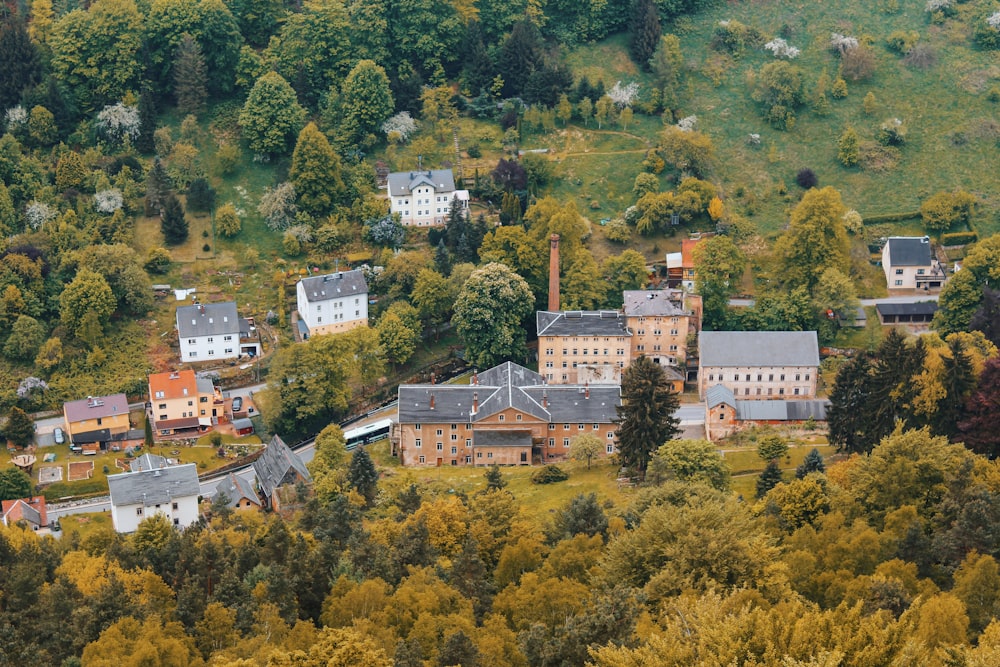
[676,403,706,423]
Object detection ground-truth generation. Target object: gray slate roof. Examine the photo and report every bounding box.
[536,311,631,337]
[700,331,820,368]
[298,270,368,303]
[886,236,933,267]
[177,302,240,338]
[473,430,532,448]
[253,435,311,500]
[3,499,42,527]
[64,393,129,423]
[108,463,200,507]
[214,472,259,508]
[130,453,168,472]
[876,302,939,316]
[232,417,254,430]
[706,384,736,409]
[387,169,457,197]
[623,291,686,317]
[398,362,620,424]
[736,399,829,421]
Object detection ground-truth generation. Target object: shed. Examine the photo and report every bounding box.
[233,418,255,436]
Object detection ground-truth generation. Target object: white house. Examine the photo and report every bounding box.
[107,463,201,533]
[387,169,469,226]
[881,236,946,291]
[296,270,369,338]
[699,331,820,399]
[176,302,261,362]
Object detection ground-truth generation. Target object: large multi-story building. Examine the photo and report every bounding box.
[623,290,697,367]
[176,302,261,362]
[148,369,223,437]
[107,463,201,533]
[397,362,621,467]
[295,270,369,338]
[62,393,130,447]
[387,169,469,226]
[698,331,820,399]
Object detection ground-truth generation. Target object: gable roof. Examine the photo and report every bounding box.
[253,435,311,499]
[700,331,820,368]
[623,291,687,318]
[398,361,621,424]
[298,269,369,303]
[108,464,200,507]
[130,453,168,472]
[706,384,736,409]
[387,169,457,197]
[681,238,702,268]
[886,236,933,267]
[876,301,939,317]
[1,497,46,527]
[536,310,631,337]
[736,399,829,421]
[149,370,199,400]
[64,394,129,423]
[176,302,240,338]
[214,472,260,508]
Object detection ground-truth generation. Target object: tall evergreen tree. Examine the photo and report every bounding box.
[347,448,379,505]
[289,122,344,216]
[615,355,681,475]
[497,19,542,97]
[756,460,783,499]
[145,158,173,214]
[970,287,1000,347]
[160,193,189,245]
[0,18,42,110]
[628,0,661,71]
[935,337,976,440]
[869,329,924,436]
[795,448,826,478]
[462,20,494,94]
[434,239,451,276]
[3,406,36,448]
[173,34,207,116]
[136,86,157,154]
[826,354,873,454]
[959,357,1000,458]
[186,177,215,213]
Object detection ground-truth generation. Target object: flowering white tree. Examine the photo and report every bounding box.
[5,106,27,133]
[830,33,859,54]
[96,102,141,145]
[382,112,419,143]
[988,11,1000,29]
[676,115,698,132]
[607,81,640,109]
[764,38,800,59]
[285,224,314,243]
[258,182,297,230]
[94,189,125,214]
[926,0,952,12]
[24,201,56,230]
[17,377,48,399]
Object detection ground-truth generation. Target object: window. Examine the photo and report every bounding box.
[188,400,193,406]
[745,388,750,395]
[158,403,166,410]
[768,374,774,381]
[593,423,599,429]
[476,452,482,459]
[155,391,164,399]
[768,388,773,395]
[795,374,801,381]
[208,350,215,356]
[546,361,554,368]
[548,439,555,447]
[757,374,762,381]
[200,409,205,415]
[607,432,614,439]
[637,345,645,352]
[136,508,143,516]
[187,339,196,344]
[436,443,443,450]
[173,518,180,526]
[734,374,739,381]
[415,439,422,448]
[172,502,178,510]
[225,348,233,354]
[419,455,426,463]
[805,374,811,381]
[499,415,505,422]
[189,352,197,358]
[756,388,761,395]
[578,423,585,430]
[450,423,457,430]
[709,374,714,381]
[487,452,493,459]
[563,438,570,447]
[200,396,208,403]
[436,429,443,436]
[745,374,750,381]
[516,414,522,421]
[779,388,785,395]
[159,414,167,420]
[207,337,214,343]
[653,329,661,336]
[895,269,904,275]
[917,268,926,275]
[607,444,614,454]
[451,446,457,454]
[224,335,232,341]
[465,439,471,447]
[670,329,679,336]
[794,388,800,395]
[564,424,570,430]
[451,434,457,441]
[895,280,903,286]
[720,413,725,420]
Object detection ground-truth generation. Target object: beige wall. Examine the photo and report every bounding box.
[705,403,737,441]
[626,314,691,365]
[538,335,631,384]
[64,412,130,440]
[151,391,219,425]
[305,317,367,337]
[699,365,818,399]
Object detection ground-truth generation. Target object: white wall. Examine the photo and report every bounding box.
[179,334,241,362]
[110,494,200,533]
[297,282,369,337]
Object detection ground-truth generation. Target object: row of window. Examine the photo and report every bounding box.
[895,268,928,275]
[187,336,233,344]
[315,312,359,323]
[634,317,681,323]
[315,299,361,310]
[635,345,678,353]
[188,348,234,357]
[728,387,804,396]
[634,329,680,336]
[707,372,811,382]
[545,348,628,356]
[415,423,607,431]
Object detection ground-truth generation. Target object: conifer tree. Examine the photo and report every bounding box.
[935,337,976,439]
[136,86,157,154]
[145,157,173,215]
[173,33,208,117]
[795,448,826,478]
[347,448,379,505]
[484,463,506,491]
[497,20,542,96]
[615,355,681,475]
[629,0,661,70]
[0,19,41,110]
[434,239,451,276]
[756,460,783,498]
[462,20,494,94]
[186,177,215,213]
[289,122,344,216]
[160,193,189,245]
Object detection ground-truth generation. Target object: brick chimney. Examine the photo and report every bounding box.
[472,392,478,415]
[584,382,590,399]
[542,390,548,409]
[429,393,435,409]
[472,370,478,385]
[548,234,560,312]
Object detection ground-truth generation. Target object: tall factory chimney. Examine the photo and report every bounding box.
[548,234,560,312]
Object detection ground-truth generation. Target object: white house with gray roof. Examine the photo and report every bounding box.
[296,270,369,338]
[107,463,201,533]
[387,169,469,226]
[176,302,261,363]
[698,331,820,399]
[397,361,621,467]
[881,236,945,291]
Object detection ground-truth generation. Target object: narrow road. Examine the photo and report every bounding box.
[730,294,939,308]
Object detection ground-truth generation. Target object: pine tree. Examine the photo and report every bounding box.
[145,158,173,215]
[615,355,681,475]
[0,19,41,111]
[4,406,35,448]
[186,177,215,213]
[935,337,976,439]
[444,197,468,248]
[795,448,826,478]
[434,239,451,276]
[173,33,208,117]
[160,193,189,245]
[347,448,379,505]
[484,463,506,491]
[838,127,860,167]
[438,631,480,667]
[144,414,154,447]
[463,20,494,94]
[497,20,542,97]
[136,86,157,154]
[394,639,424,667]
[629,0,661,70]
[756,460,783,498]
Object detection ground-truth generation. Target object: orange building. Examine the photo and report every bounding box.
[148,370,223,437]
[397,362,621,466]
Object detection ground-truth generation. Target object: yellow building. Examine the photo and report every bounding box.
[148,370,223,437]
[62,394,131,447]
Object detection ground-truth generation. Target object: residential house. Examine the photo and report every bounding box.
[698,331,820,399]
[63,393,130,449]
[680,238,702,292]
[295,270,369,338]
[252,435,311,512]
[1,496,48,531]
[876,301,938,325]
[130,453,168,472]
[176,301,261,363]
[397,362,621,467]
[148,370,224,437]
[882,236,946,291]
[387,169,469,226]
[107,463,201,533]
[213,472,261,511]
[705,384,829,441]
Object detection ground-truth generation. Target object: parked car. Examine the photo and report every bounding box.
[53,427,65,444]
[232,397,243,412]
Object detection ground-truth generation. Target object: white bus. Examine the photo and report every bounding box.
[343,418,394,450]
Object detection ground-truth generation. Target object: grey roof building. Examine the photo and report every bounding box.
[622,291,687,318]
[885,236,933,267]
[536,311,632,337]
[130,453,168,472]
[387,169,458,197]
[177,302,240,338]
[108,463,200,506]
[699,331,820,368]
[297,270,369,303]
[252,435,311,509]
[213,472,260,509]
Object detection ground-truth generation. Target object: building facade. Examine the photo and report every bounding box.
[107,463,201,533]
[296,270,369,338]
[704,384,829,441]
[622,290,697,367]
[397,362,621,467]
[698,331,820,399]
[176,302,261,362]
[148,370,223,436]
[387,169,469,226]
[63,393,130,446]
[537,311,632,385]
[882,236,945,291]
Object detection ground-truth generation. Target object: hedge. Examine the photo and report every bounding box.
[940,231,978,246]
[861,211,921,225]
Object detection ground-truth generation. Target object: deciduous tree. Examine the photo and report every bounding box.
[337,60,394,148]
[3,407,35,450]
[289,122,344,216]
[452,263,534,368]
[694,234,745,330]
[649,439,729,490]
[773,186,850,291]
[59,268,116,338]
[239,71,306,157]
[570,433,605,470]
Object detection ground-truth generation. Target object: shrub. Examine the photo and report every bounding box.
[987,86,1000,102]
[531,465,569,484]
[859,142,900,173]
[831,77,848,98]
[202,243,211,252]
[886,30,920,54]
[974,11,1000,49]
[903,44,937,70]
[840,45,876,81]
[466,143,481,158]
[921,190,977,231]
[712,20,766,55]
[795,168,818,189]
[876,118,907,146]
[605,218,632,243]
[216,143,241,175]
[940,231,978,245]
[838,127,860,167]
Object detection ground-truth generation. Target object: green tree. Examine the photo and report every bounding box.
[650,34,684,109]
[936,236,1000,335]
[3,407,35,449]
[377,311,419,367]
[773,186,850,291]
[649,439,730,490]
[348,448,379,505]
[60,268,116,339]
[795,448,825,478]
[185,177,215,213]
[756,460,783,498]
[628,0,661,70]
[452,263,534,368]
[838,126,860,166]
[561,252,605,311]
[497,19,542,96]
[616,356,681,475]
[601,250,649,307]
[920,189,976,232]
[693,235,746,330]
[289,122,345,216]
[3,315,46,361]
[551,492,608,540]
[411,268,453,337]
[484,463,507,491]
[570,433,605,470]
[578,97,593,126]
[757,435,789,462]
[556,94,573,126]
[160,193,189,245]
[173,33,207,116]
[35,337,63,371]
[337,60,394,148]
[438,630,480,667]
[215,203,241,238]
[0,466,33,498]
[658,126,715,178]
[55,151,88,192]
[239,71,306,157]
[0,19,41,111]
[28,106,58,147]
[934,336,976,439]
[268,0,353,107]
[595,96,613,129]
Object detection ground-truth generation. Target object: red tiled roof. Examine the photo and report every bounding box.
[148,370,198,401]
[1,496,47,527]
